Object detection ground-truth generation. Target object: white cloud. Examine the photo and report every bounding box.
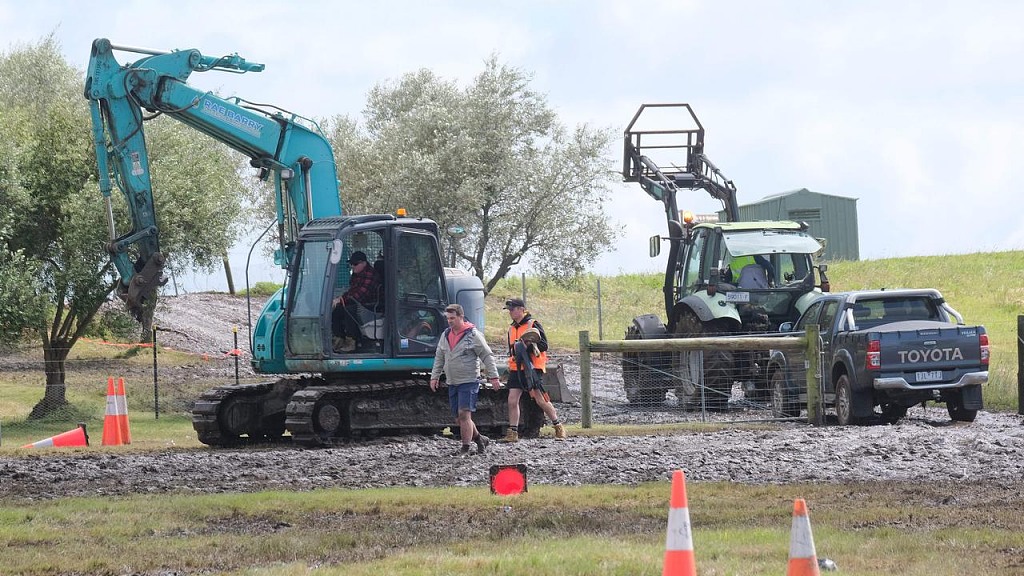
[3,0,1024,290]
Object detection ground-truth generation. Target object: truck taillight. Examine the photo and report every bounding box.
[866,339,881,370]
[980,333,989,365]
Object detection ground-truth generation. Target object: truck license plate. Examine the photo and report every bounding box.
[915,370,942,382]
[726,291,750,303]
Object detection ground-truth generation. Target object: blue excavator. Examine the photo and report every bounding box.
[85,39,543,446]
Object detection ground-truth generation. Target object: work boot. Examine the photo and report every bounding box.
[339,337,356,352]
[499,429,519,443]
[474,434,490,454]
[332,336,346,353]
[451,444,472,458]
[553,423,567,440]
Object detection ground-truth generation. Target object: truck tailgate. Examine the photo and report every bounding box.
[878,325,984,384]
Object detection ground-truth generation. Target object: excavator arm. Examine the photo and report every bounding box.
[84,38,342,319]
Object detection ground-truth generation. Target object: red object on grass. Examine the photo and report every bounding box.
[490,464,528,495]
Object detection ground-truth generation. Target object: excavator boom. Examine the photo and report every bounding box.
[84,38,341,318]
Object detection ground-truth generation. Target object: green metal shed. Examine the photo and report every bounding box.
[717,188,859,261]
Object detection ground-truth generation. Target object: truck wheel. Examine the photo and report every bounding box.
[835,375,862,426]
[946,402,978,423]
[880,403,907,424]
[770,369,799,418]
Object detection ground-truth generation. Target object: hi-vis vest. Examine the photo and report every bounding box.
[728,255,757,281]
[507,318,547,372]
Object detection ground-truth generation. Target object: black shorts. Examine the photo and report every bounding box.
[507,369,546,392]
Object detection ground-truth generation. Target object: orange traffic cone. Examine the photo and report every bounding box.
[102,377,131,446]
[662,470,696,576]
[116,377,132,444]
[787,499,820,576]
[22,423,89,448]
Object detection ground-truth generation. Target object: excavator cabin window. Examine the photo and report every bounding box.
[334,231,385,306]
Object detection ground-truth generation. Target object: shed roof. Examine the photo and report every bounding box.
[743,188,858,206]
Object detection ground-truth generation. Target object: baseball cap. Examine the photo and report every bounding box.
[347,251,368,265]
[503,297,526,309]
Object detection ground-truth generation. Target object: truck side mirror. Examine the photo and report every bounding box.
[779,322,794,333]
[274,248,284,266]
[649,235,661,258]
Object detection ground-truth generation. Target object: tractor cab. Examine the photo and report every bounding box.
[670,220,828,332]
[284,215,448,363]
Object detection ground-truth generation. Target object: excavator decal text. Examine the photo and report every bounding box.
[201,99,264,137]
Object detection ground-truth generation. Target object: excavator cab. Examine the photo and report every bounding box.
[284,215,449,366]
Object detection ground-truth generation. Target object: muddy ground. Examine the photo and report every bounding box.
[2,409,1023,501]
[2,293,1023,501]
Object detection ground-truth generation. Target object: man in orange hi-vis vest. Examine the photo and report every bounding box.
[499,298,566,443]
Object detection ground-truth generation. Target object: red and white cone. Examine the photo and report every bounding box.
[22,423,89,448]
[102,377,131,446]
[662,470,696,576]
[787,499,820,576]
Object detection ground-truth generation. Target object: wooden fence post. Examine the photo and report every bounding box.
[579,330,592,429]
[1018,315,1023,416]
[805,325,822,426]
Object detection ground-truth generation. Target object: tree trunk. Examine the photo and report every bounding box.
[223,254,236,295]
[139,294,157,344]
[28,342,70,419]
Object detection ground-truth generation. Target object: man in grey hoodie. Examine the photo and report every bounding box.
[430,303,501,456]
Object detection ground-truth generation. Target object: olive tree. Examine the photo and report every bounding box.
[329,56,618,291]
[0,37,251,416]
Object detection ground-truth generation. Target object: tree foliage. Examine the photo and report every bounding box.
[131,115,254,337]
[0,36,251,415]
[329,56,617,291]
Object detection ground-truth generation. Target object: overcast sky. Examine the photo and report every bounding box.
[3,1,1022,292]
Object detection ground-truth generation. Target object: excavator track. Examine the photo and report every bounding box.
[194,377,543,448]
[285,378,522,448]
[191,379,304,447]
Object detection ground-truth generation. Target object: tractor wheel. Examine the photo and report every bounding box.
[622,325,667,406]
[770,369,799,418]
[674,312,733,411]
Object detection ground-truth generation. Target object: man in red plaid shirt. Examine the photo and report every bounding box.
[331,251,378,352]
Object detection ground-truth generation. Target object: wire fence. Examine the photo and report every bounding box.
[575,329,823,427]
[0,330,255,447]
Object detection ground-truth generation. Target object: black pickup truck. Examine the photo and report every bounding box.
[770,289,988,425]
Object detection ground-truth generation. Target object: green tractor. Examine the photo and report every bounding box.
[621,104,829,408]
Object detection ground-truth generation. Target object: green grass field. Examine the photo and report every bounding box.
[0,340,240,451]
[484,251,1024,409]
[1,481,1022,575]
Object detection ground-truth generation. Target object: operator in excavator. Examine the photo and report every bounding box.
[331,251,379,352]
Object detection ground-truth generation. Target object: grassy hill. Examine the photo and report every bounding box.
[484,251,1023,410]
